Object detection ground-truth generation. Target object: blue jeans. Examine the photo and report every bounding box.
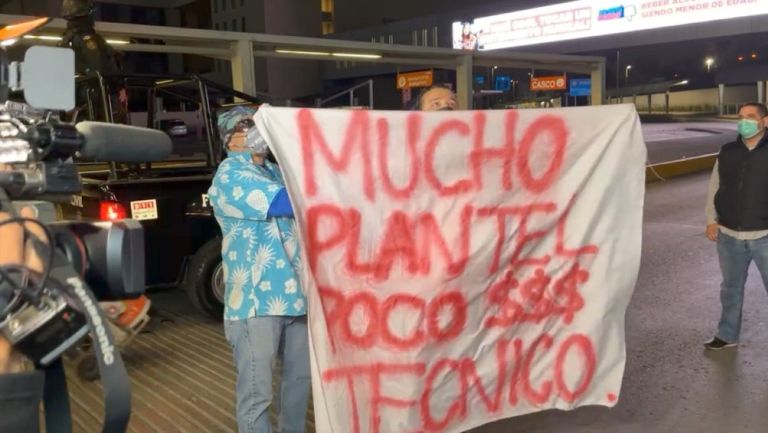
[224,316,311,433]
[716,232,768,343]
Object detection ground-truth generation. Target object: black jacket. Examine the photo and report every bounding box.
[0,371,44,433]
[715,131,768,231]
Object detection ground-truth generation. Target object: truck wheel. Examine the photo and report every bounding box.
[184,237,225,320]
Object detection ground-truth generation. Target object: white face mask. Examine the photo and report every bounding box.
[245,126,269,155]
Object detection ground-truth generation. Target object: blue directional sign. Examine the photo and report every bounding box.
[569,78,591,97]
[495,75,511,91]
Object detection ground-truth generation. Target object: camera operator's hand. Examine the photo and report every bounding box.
[0,206,46,373]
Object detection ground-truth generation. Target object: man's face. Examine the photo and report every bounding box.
[738,105,766,126]
[420,88,457,111]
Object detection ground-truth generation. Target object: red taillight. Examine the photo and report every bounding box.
[100,201,127,221]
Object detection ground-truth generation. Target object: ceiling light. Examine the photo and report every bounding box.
[23,34,62,41]
[275,49,330,56]
[331,52,382,59]
[22,35,129,45]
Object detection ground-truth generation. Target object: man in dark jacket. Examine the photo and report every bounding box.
[704,101,768,350]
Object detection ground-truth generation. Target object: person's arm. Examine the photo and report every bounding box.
[0,207,46,433]
[0,206,44,374]
[208,159,283,221]
[705,160,720,241]
[267,188,294,218]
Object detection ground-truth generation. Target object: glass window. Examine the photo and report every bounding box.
[222,21,228,30]
[241,17,246,32]
[232,19,237,31]
[222,0,226,11]
[213,0,218,13]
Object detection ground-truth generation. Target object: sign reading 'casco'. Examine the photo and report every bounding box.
[530,76,567,91]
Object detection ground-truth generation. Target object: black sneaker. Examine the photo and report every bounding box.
[704,336,738,350]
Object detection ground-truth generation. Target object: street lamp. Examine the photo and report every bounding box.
[625,65,632,87]
[705,57,715,72]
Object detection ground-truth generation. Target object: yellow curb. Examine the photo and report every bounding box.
[646,154,717,183]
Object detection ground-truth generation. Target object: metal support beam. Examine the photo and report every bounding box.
[763,81,768,104]
[231,40,256,98]
[758,80,765,104]
[251,50,457,67]
[590,59,606,106]
[456,54,473,110]
[718,83,725,116]
[165,7,184,74]
[471,60,594,74]
[118,44,230,58]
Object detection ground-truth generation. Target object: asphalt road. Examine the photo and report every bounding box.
[643,121,736,164]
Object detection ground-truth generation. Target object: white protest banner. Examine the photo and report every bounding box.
[256,104,646,433]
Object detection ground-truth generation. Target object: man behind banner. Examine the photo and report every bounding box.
[705,101,768,350]
[417,85,457,111]
[208,106,310,433]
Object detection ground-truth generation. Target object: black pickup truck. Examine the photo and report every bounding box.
[59,73,261,319]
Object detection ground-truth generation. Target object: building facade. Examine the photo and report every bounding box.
[208,0,323,102]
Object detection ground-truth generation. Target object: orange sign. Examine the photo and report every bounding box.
[397,70,434,90]
[530,76,567,91]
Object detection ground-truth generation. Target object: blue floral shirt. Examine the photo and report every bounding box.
[208,151,306,320]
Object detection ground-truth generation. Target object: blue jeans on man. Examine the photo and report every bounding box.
[716,232,768,343]
[224,316,311,433]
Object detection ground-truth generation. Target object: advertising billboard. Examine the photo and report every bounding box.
[452,0,768,51]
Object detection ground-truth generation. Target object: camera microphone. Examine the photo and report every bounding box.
[4,121,173,164]
[76,121,173,163]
